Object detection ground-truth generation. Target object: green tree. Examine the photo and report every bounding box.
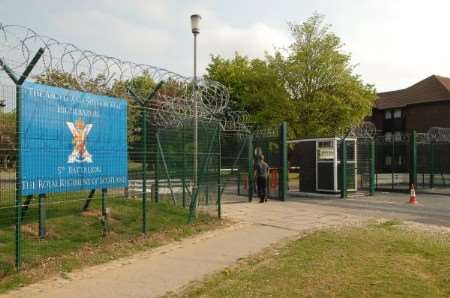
[206,14,375,138]
[270,14,376,137]
[205,54,293,130]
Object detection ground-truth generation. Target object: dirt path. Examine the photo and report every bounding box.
[2,201,372,298]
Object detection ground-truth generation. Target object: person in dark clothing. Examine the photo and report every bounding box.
[254,155,269,203]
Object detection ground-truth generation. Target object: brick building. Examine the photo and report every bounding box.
[370,75,450,138]
[368,75,450,180]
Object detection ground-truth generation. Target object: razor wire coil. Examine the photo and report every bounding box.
[0,23,248,131]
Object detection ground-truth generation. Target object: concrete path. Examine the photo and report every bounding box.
[2,200,368,298]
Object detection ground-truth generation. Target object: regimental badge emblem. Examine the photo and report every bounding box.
[66,119,93,163]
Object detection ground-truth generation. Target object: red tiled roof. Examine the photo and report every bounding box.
[375,75,450,110]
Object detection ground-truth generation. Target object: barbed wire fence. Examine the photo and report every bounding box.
[345,121,450,196]
[0,22,254,272]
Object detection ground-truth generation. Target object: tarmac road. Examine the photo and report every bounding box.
[289,192,450,227]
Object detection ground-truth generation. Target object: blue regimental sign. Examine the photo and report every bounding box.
[20,82,128,195]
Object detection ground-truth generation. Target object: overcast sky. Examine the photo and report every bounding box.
[1,0,449,91]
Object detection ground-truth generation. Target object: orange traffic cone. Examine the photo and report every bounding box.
[409,184,417,204]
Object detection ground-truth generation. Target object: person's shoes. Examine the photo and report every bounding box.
[259,199,264,203]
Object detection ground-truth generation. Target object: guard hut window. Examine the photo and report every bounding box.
[317,141,334,161]
[385,110,392,119]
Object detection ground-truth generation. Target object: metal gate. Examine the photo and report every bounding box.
[375,134,411,191]
[220,123,288,202]
[220,130,251,203]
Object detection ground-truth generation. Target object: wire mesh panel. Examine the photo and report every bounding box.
[417,134,432,189]
[153,123,189,207]
[195,121,221,212]
[432,143,450,188]
[0,82,17,275]
[254,130,281,199]
[356,138,371,192]
[416,132,450,194]
[220,131,250,203]
[375,134,411,191]
[155,119,221,213]
[337,139,357,192]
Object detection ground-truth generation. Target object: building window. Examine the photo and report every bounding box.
[385,132,392,142]
[385,156,392,166]
[394,109,402,118]
[385,110,392,119]
[394,131,402,141]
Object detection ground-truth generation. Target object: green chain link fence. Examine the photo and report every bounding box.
[0,85,223,274]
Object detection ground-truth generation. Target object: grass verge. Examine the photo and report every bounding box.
[177,221,450,298]
[0,195,226,294]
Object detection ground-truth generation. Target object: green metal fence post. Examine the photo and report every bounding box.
[391,136,395,190]
[217,126,222,219]
[237,168,241,195]
[15,84,22,269]
[155,129,160,203]
[279,122,288,201]
[101,188,108,236]
[205,164,209,206]
[142,109,148,234]
[38,194,46,238]
[248,134,254,202]
[182,123,186,208]
[369,138,375,196]
[340,139,347,199]
[429,141,435,188]
[410,131,417,189]
[0,47,45,270]
[127,81,164,234]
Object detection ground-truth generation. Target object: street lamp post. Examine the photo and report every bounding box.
[191,14,202,207]
[191,14,201,211]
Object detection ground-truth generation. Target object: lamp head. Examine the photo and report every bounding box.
[190,14,201,34]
